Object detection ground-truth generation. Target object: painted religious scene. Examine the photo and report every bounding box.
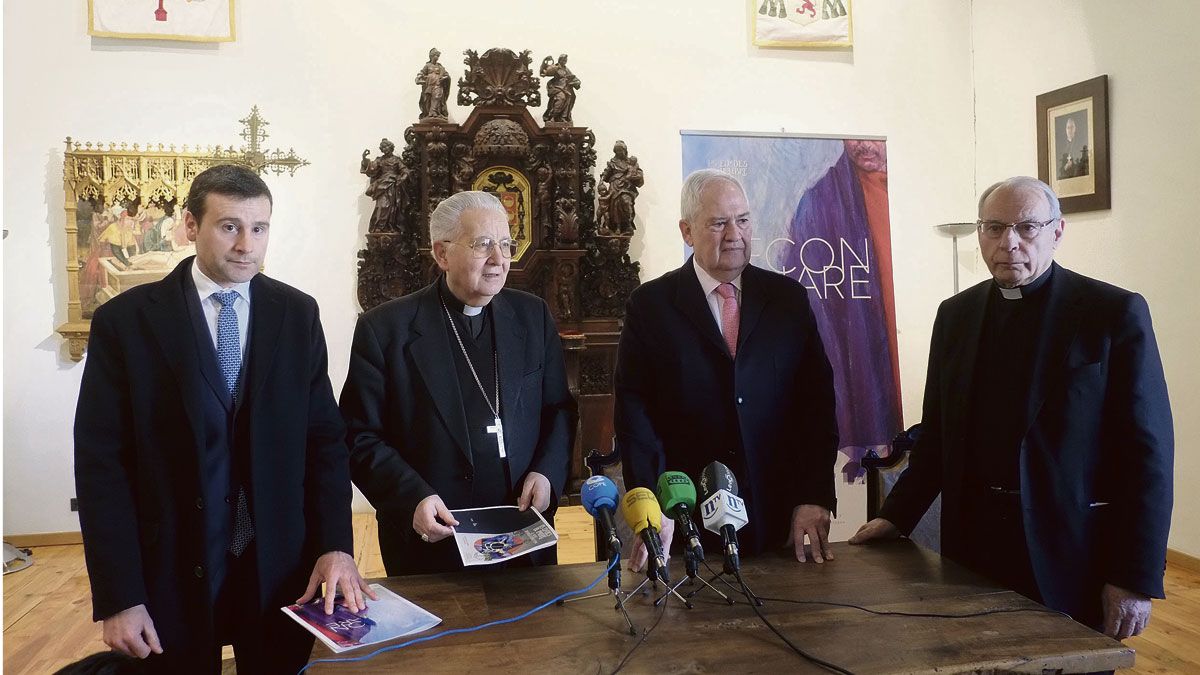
[74,197,192,317]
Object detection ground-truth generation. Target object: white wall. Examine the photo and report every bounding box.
[3,1,977,536]
[969,0,1200,557]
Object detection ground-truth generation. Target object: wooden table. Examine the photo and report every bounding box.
[305,541,1133,673]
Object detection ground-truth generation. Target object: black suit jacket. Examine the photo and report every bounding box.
[340,280,575,572]
[880,264,1173,619]
[74,258,352,656]
[616,259,838,553]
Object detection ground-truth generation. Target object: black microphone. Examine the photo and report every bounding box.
[698,461,749,574]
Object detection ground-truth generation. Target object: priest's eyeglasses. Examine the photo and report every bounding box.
[976,218,1057,241]
[443,236,519,259]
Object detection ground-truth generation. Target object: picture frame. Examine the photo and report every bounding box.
[57,108,308,360]
[1036,75,1110,213]
[752,0,853,48]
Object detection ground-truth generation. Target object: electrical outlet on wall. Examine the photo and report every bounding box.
[70,498,79,512]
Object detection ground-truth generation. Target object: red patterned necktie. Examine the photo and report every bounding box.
[715,282,739,359]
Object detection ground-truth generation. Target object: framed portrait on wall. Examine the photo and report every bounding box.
[1036,75,1110,213]
[752,0,853,48]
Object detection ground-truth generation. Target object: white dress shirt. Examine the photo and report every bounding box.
[693,262,742,339]
[191,261,252,360]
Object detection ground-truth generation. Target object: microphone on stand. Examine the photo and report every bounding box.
[656,471,704,577]
[620,487,670,585]
[698,461,749,575]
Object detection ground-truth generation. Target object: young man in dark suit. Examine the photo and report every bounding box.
[616,169,839,570]
[75,164,372,674]
[852,176,1173,642]
[341,191,575,576]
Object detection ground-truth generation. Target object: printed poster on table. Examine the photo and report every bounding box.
[681,130,902,541]
[450,505,559,566]
[282,584,441,654]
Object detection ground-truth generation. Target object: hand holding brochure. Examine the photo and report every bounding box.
[282,583,441,654]
[450,505,559,566]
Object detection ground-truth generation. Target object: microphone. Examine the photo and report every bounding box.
[698,461,748,574]
[655,471,704,568]
[620,487,670,584]
[581,476,622,559]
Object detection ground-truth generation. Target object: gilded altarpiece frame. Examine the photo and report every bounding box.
[57,108,309,360]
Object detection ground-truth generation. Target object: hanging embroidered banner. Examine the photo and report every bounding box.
[88,0,235,42]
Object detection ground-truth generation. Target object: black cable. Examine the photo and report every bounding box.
[702,559,1071,621]
[734,570,854,675]
[753,595,1073,620]
[609,592,668,675]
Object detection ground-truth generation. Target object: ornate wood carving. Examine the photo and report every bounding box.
[457,48,541,108]
[356,47,644,495]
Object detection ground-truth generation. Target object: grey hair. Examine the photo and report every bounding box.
[680,169,747,224]
[429,191,508,243]
[978,176,1062,219]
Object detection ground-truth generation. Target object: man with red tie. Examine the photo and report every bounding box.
[616,169,839,570]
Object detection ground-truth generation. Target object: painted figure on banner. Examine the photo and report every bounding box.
[416,48,451,121]
[361,138,409,233]
[783,139,902,480]
[540,55,580,125]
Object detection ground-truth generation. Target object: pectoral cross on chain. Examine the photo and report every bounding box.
[486,416,507,459]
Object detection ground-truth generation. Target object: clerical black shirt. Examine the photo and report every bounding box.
[965,265,1055,492]
[439,277,512,508]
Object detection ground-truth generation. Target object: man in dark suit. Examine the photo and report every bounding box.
[341,191,575,576]
[75,164,372,674]
[851,176,1173,641]
[616,169,839,569]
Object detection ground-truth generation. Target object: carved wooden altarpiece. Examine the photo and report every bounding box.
[356,48,642,495]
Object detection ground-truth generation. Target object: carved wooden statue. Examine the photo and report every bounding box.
[597,140,643,235]
[540,55,580,125]
[361,138,410,232]
[357,47,643,495]
[415,48,451,120]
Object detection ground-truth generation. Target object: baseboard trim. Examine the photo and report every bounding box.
[1167,548,1200,575]
[4,531,83,548]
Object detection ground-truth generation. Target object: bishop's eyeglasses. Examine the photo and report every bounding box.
[975,218,1057,241]
[443,236,519,259]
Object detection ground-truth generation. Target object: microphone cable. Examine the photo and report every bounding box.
[752,595,1073,620]
[609,590,668,675]
[733,569,855,675]
[297,556,619,674]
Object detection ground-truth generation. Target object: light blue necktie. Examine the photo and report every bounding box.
[212,289,255,556]
[212,290,242,402]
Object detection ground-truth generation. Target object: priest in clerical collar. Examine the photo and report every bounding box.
[341,191,576,576]
[852,176,1174,645]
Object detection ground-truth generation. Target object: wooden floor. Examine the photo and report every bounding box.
[5,509,1199,674]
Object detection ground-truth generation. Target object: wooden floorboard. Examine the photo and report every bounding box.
[4,509,1197,674]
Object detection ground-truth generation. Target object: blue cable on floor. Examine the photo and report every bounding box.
[297,556,619,673]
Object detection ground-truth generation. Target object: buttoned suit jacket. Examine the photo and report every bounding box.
[880,264,1173,622]
[616,258,839,553]
[74,257,353,656]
